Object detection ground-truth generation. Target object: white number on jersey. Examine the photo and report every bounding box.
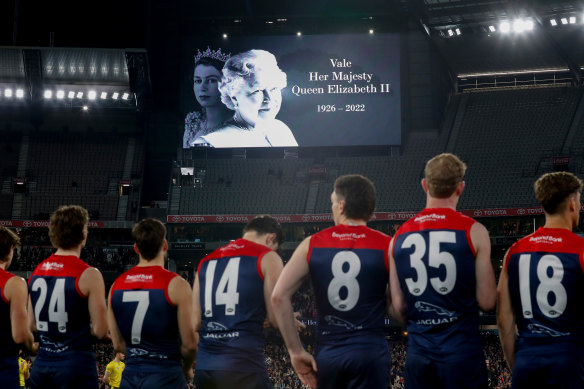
[327,251,361,311]
[122,291,150,344]
[402,231,457,296]
[518,254,567,319]
[31,278,69,333]
[204,257,241,317]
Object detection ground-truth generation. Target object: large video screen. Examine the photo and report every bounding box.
[181,34,401,148]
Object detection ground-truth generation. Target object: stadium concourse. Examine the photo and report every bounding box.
[3,0,584,387]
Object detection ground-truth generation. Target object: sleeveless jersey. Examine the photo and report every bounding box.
[392,208,482,359]
[506,227,584,349]
[28,254,92,360]
[196,238,272,373]
[0,268,18,360]
[110,266,181,369]
[307,224,391,344]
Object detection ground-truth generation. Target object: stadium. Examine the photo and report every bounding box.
[2,0,584,388]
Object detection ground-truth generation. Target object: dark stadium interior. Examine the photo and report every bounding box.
[3,0,584,387]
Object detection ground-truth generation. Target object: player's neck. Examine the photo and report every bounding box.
[0,262,7,270]
[543,213,574,231]
[339,217,366,226]
[137,256,165,268]
[54,247,82,258]
[426,196,459,210]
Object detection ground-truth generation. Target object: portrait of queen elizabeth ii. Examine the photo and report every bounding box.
[193,49,298,148]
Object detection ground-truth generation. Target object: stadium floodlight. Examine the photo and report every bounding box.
[122,93,129,100]
[88,90,97,100]
[112,92,119,100]
[369,29,374,34]
[15,89,24,98]
[488,25,496,32]
[561,18,568,25]
[56,90,65,99]
[222,33,228,39]
[569,16,576,24]
[525,20,534,30]
[297,31,302,36]
[550,19,557,26]
[455,28,461,35]
[513,19,525,32]
[82,105,88,111]
[76,92,83,99]
[5,89,13,98]
[44,90,52,99]
[100,92,107,99]
[500,21,511,33]
[68,91,75,99]
[447,29,454,36]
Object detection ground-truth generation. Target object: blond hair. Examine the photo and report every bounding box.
[424,153,467,198]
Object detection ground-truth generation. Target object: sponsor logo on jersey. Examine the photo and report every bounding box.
[415,301,455,316]
[324,315,363,330]
[415,317,458,325]
[331,232,366,240]
[125,274,153,282]
[414,213,446,223]
[40,262,65,271]
[529,235,562,244]
[527,323,570,337]
[222,243,245,251]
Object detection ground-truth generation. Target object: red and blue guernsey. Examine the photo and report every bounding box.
[110,266,181,369]
[308,224,391,344]
[392,208,482,359]
[28,254,93,360]
[506,227,584,351]
[196,238,272,373]
[0,268,18,361]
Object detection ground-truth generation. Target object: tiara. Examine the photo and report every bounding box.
[194,47,231,63]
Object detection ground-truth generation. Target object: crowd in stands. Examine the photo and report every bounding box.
[19,330,510,389]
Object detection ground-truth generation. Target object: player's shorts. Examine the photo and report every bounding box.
[120,365,188,389]
[0,356,19,389]
[404,350,488,389]
[315,341,390,389]
[513,345,584,389]
[195,369,271,389]
[30,353,99,389]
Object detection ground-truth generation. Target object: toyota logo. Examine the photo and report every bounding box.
[23,221,32,227]
[474,210,483,217]
[517,209,525,215]
[302,215,311,222]
[388,213,396,219]
[216,216,224,222]
[171,216,181,222]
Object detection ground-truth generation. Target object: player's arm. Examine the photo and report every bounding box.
[191,272,202,333]
[79,267,108,339]
[388,237,407,326]
[261,251,284,328]
[107,286,126,353]
[169,275,197,380]
[5,276,36,354]
[497,251,516,370]
[271,237,317,389]
[471,222,496,311]
[103,366,112,384]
